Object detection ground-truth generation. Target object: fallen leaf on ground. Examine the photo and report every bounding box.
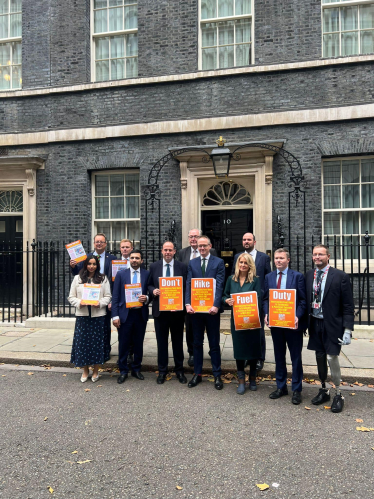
[324,406,331,410]
[71,450,78,454]
[222,379,231,384]
[165,374,172,381]
[77,460,92,464]
[368,385,374,388]
[1,375,6,377]
[356,426,371,432]
[350,393,356,396]
[341,382,348,386]
[256,483,269,491]
[97,384,102,387]
[372,448,374,451]
[176,485,183,490]
[27,372,34,375]
[356,419,364,423]
[202,374,209,377]
[84,388,91,392]
[48,487,54,494]
[304,406,311,410]
[62,374,67,377]
[223,331,231,335]
[207,377,215,382]
[44,417,48,421]
[126,389,130,392]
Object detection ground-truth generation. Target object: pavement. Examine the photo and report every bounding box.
[1,316,374,383]
[1,367,374,499]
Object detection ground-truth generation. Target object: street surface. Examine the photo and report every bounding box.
[1,366,374,499]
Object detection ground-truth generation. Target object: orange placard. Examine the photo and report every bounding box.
[65,240,87,263]
[112,260,128,281]
[232,291,261,330]
[159,276,183,311]
[80,283,101,306]
[191,278,215,313]
[268,289,296,328]
[125,283,142,308]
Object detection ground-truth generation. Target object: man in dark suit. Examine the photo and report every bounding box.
[177,228,217,367]
[148,241,188,385]
[232,232,271,370]
[70,233,116,358]
[263,248,307,405]
[111,249,151,384]
[185,236,225,390]
[306,244,354,413]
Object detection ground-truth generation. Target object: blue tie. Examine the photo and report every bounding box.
[132,270,138,284]
[166,264,171,277]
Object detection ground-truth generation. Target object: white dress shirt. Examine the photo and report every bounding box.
[244,249,257,262]
[163,258,174,277]
[93,251,106,274]
[190,247,200,259]
[201,253,210,266]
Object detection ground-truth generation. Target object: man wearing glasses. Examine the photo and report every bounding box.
[177,229,217,367]
[70,233,116,359]
[185,236,225,390]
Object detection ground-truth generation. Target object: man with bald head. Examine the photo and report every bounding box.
[232,232,271,370]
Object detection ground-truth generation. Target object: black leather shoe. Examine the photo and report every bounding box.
[292,391,302,405]
[311,388,330,405]
[214,376,223,390]
[131,371,144,380]
[188,374,202,388]
[269,388,288,399]
[157,373,166,384]
[331,393,344,413]
[176,373,187,384]
[256,360,264,372]
[127,354,134,365]
[187,355,194,367]
[117,374,128,384]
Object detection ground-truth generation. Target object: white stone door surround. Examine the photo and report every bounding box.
[171,141,283,254]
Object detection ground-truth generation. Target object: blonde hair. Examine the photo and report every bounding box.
[120,239,133,247]
[233,253,256,283]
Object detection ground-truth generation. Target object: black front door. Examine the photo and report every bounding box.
[201,209,253,280]
[0,216,23,305]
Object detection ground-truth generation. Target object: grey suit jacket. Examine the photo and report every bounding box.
[177,246,217,266]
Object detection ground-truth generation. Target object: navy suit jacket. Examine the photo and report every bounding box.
[263,268,307,332]
[232,250,271,292]
[111,267,150,323]
[148,259,188,318]
[71,252,116,281]
[186,255,225,312]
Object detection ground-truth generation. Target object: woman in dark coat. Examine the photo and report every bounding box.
[222,253,262,395]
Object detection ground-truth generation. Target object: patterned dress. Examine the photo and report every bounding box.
[70,280,110,367]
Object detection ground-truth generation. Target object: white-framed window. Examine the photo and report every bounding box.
[0,0,22,90]
[322,0,374,57]
[92,170,140,246]
[323,156,374,258]
[91,0,138,82]
[199,0,253,71]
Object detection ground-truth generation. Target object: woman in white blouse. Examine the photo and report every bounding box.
[68,255,111,382]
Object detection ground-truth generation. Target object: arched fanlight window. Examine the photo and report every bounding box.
[202,181,252,207]
[0,190,23,212]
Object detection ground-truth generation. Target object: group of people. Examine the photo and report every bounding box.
[68,229,354,414]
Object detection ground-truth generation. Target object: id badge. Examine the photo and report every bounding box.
[312,301,320,310]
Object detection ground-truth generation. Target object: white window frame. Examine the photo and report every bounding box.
[321,0,374,58]
[198,0,255,70]
[91,169,141,246]
[322,155,374,268]
[90,0,138,82]
[0,0,22,90]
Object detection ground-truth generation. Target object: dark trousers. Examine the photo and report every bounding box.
[191,313,221,377]
[155,311,184,374]
[271,327,303,392]
[118,309,146,374]
[104,310,111,358]
[185,314,194,355]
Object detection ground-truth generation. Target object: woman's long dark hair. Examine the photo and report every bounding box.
[79,255,105,284]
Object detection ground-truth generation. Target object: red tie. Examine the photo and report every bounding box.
[277,272,282,289]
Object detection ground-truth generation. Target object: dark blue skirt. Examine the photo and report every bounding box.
[70,316,109,367]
